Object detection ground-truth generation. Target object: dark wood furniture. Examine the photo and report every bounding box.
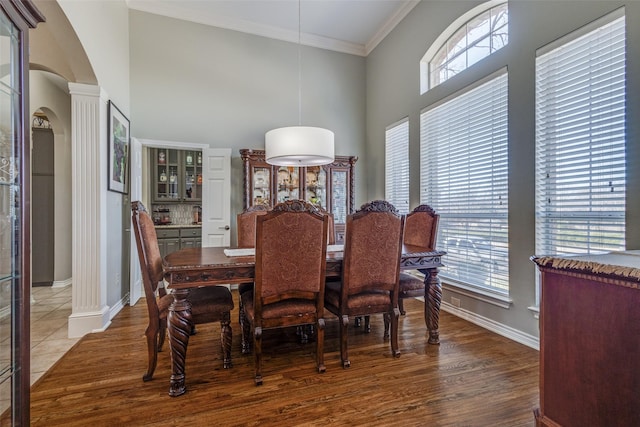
[532,252,640,427]
[241,200,329,385]
[389,204,439,337]
[163,244,444,396]
[240,148,357,243]
[236,204,270,340]
[324,200,405,368]
[131,201,234,385]
[0,1,44,424]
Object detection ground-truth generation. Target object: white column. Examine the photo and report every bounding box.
[67,83,110,338]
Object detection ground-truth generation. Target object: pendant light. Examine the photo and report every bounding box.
[265,0,335,166]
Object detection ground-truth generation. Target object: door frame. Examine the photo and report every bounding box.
[129,138,229,303]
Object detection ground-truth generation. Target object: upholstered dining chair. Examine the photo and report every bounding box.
[236,204,270,343]
[324,200,405,368]
[399,204,439,313]
[240,199,329,385]
[131,201,234,381]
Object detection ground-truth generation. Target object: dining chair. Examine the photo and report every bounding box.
[324,200,405,368]
[236,204,270,347]
[383,204,439,337]
[240,199,329,385]
[131,201,234,381]
[317,207,336,245]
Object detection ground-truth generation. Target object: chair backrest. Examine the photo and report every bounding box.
[403,204,439,250]
[237,204,270,248]
[316,206,336,245]
[131,201,165,318]
[254,200,328,309]
[341,200,404,297]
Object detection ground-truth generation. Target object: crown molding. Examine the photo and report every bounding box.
[365,0,420,55]
[127,0,368,56]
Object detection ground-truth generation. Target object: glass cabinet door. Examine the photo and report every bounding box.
[276,166,299,203]
[251,166,270,206]
[183,150,202,200]
[304,166,327,209]
[155,148,179,200]
[331,170,348,224]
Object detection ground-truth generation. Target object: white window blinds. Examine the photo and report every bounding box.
[385,118,410,214]
[535,10,626,256]
[420,71,509,292]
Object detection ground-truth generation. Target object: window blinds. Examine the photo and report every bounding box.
[420,71,509,292]
[385,118,410,214]
[535,11,626,256]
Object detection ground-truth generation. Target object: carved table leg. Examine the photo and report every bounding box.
[168,288,193,397]
[423,267,442,345]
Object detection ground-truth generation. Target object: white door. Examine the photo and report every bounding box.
[201,148,231,247]
[129,137,143,305]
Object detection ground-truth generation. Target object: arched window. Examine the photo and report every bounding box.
[420,1,508,93]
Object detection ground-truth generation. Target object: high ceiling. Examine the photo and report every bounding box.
[126,0,420,56]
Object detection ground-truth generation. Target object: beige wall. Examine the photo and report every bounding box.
[128,10,367,224]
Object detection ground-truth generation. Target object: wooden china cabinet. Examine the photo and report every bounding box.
[0,1,45,425]
[240,149,357,243]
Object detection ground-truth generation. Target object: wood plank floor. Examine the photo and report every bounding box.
[24,293,539,426]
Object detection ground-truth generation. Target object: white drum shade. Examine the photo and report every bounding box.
[265,126,334,166]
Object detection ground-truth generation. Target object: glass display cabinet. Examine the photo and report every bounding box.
[0,1,45,425]
[240,149,357,243]
[152,148,202,202]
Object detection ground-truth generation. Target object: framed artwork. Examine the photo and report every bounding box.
[108,101,130,194]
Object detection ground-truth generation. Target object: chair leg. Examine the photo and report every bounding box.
[354,316,361,327]
[391,307,401,358]
[158,318,167,351]
[143,324,160,382]
[399,298,406,315]
[241,308,251,355]
[220,313,233,369]
[340,315,350,368]
[316,318,326,373]
[364,315,371,333]
[253,326,263,385]
[383,313,390,339]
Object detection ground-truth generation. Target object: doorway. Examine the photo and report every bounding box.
[32,119,55,286]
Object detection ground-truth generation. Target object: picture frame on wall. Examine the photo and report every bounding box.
[108,101,130,194]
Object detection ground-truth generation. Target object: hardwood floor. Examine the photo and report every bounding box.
[24,293,539,426]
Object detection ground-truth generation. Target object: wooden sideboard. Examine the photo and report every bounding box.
[240,149,357,243]
[531,252,640,427]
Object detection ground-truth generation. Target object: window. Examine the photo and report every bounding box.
[421,1,508,92]
[385,118,410,214]
[535,9,626,256]
[421,70,509,293]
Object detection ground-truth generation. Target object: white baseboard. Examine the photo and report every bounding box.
[52,278,72,288]
[109,293,129,321]
[68,306,111,338]
[440,301,540,350]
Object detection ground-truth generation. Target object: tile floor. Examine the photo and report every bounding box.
[1,285,76,416]
[30,285,78,385]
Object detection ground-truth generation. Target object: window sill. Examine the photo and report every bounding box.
[441,279,513,309]
[527,305,539,319]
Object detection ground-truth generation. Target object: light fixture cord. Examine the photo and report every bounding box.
[297,0,302,126]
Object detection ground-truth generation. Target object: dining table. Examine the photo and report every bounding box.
[162,244,446,397]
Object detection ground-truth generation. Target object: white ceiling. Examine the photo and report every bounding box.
[126,0,420,56]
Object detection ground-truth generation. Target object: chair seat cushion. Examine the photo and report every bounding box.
[399,272,424,291]
[238,282,254,295]
[324,281,391,310]
[241,292,317,321]
[157,286,234,322]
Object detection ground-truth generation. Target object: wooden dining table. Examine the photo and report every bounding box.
[163,244,445,397]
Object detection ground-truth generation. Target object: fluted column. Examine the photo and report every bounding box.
[67,83,110,338]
